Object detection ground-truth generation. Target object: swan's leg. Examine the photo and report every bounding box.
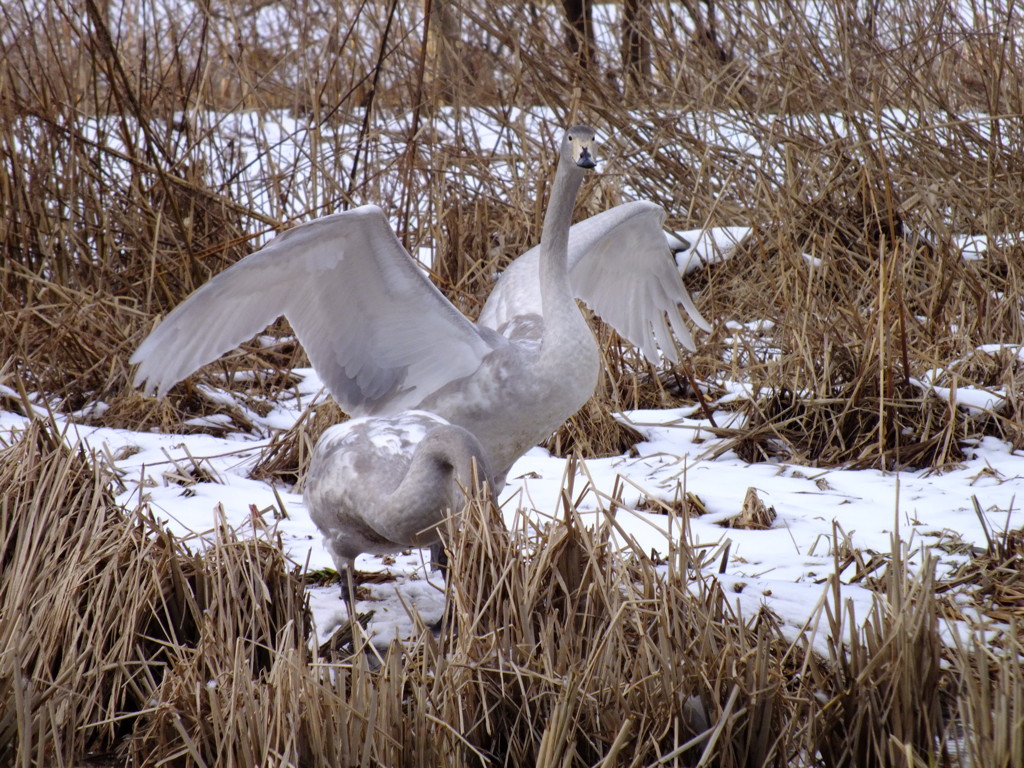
[318,559,367,657]
[330,553,358,615]
[428,539,456,635]
[429,540,448,577]
[340,565,358,614]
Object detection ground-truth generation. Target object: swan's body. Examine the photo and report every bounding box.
[131,126,709,483]
[305,411,493,578]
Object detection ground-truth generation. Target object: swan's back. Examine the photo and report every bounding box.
[304,411,492,568]
[308,413,433,500]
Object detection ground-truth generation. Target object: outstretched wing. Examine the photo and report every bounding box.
[478,201,711,362]
[132,206,496,414]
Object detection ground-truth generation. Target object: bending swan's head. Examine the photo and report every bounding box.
[563,125,597,170]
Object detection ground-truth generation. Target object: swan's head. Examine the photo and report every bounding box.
[563,125,597,170]
[419,425,496,500]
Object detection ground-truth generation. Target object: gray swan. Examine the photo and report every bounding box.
[304,410,494,601]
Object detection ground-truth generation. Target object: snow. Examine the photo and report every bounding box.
[675,226,749,274]
[3,354,1020,652]
[909,344,1024,416]
[5,87,1022,653]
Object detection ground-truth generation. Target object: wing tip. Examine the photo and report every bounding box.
[689,309,713,334]
[350,203,386,220]
[130,371,158,398]
[129,354,175,399]
[678,290,713,333]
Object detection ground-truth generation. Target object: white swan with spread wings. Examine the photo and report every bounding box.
[132,126,709,483]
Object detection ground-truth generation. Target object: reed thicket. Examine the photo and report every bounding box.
[2,0,1023,764]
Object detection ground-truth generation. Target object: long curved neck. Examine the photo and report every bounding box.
[538,157,588,360]
[373,435,481,545]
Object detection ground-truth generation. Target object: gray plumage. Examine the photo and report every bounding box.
[304,411,493,580]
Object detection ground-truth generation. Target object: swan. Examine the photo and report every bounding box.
[304,410,493,601]
[131,126,709,483]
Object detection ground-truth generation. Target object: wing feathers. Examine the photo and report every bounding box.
[133,201,710,411]
[478,201,710,363]
[132,206,494,413]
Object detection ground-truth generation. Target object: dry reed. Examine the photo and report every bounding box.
[3,0,1024,764]
[2,0,1022,468]
[3,431,1021,766]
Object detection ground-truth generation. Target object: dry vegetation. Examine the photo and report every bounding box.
[2,0,1024,764]
[2,419,1022,766]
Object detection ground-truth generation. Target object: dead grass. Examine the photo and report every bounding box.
[0,415,309,766]
[2,425,1022,766]
[250,398,348,489]
[3,0,1024,764]
[719,487,777,530]
[2,0,1023,467]
[939,498,1024,625]
[544,394,646,458]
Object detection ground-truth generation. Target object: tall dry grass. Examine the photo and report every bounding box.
[2,0,1022,467]
[0,415,309,766]
[3,0,1024,764]
[2,428,1022,766]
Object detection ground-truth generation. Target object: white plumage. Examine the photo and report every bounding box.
[131,127,708,484]
[132,127,710,587]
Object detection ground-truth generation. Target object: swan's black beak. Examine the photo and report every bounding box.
[566,125,598,169]
[575,145,597,169]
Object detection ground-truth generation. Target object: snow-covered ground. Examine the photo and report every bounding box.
[3,342,1019,652]
[6,100,1022,652]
